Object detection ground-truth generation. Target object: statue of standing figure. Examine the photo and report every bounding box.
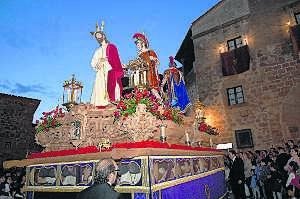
[126,32,161,100]
[161,56,191,113]
[90,21,124,107]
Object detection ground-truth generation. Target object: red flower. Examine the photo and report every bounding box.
[117,101,126,110]
[135,92,143,102]
[198,122,208,132]
[142,89,150,97]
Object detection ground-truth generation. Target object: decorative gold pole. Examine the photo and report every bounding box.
[193,100,206,146]
[159,124,167,143]
[185,131,191,146]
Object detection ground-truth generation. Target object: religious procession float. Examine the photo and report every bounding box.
[4,22,226,199]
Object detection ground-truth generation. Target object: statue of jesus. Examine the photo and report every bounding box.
[90,22,124,107]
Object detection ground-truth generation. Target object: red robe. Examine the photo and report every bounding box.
[139,50,160,90]
[106,43,124,102]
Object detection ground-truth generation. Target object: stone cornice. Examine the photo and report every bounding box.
[191,0,226,26]
[0,92,40,103]
[191,14,250,40]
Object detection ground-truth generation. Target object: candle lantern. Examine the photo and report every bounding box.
[62,74,83,111]
[159,124,167,143]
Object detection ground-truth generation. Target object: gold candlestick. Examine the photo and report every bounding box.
[185,132,191,146]
[160,124,167,143]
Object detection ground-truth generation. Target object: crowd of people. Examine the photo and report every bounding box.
[0,167,26,199]
[225,140,300,199]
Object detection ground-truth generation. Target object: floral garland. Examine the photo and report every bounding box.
[198,122,220,136]
[114,87,183,125]
[36,106,65,133]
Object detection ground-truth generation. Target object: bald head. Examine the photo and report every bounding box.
[94,159,118,185]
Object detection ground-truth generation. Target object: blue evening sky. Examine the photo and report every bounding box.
[0,0,219,120]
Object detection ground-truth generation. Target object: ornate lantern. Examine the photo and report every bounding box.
[194,99,206,122]
[192,100,206,146]
[62,74,83,111]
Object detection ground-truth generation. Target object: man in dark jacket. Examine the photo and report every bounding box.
[228,150,246,199]
[276,147,290,188]
[76,159,120,199]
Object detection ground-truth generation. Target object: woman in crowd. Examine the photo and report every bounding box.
[269,162,283,199]
[286,161,299,199]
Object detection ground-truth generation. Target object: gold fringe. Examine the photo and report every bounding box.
[24,186,87,193]
[115,186,150,193]
[149,155,223,159]
[27,159,99,167]
[142,158,149,186]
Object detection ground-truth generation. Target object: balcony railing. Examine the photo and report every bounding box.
[220,45,250,76]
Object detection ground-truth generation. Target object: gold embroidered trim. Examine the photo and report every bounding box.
[24,186,87,192]
[115,186,150,193]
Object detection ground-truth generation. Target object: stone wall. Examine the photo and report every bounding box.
[0,93,40,166]
[188,0,300,149]
[192,0,250,37]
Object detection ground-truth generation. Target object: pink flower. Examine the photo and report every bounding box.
[124,93,132,99]
[135,92,143,102]
[149,95,156,102]
[152,104,159,111]
[114,111,120,118]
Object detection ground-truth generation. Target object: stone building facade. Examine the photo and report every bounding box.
[0,93,41,167]
[176,0,300,149]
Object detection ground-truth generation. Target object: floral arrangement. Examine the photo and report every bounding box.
[114,87,183,125]
[36,106,65,133]
[198,122,220,136]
